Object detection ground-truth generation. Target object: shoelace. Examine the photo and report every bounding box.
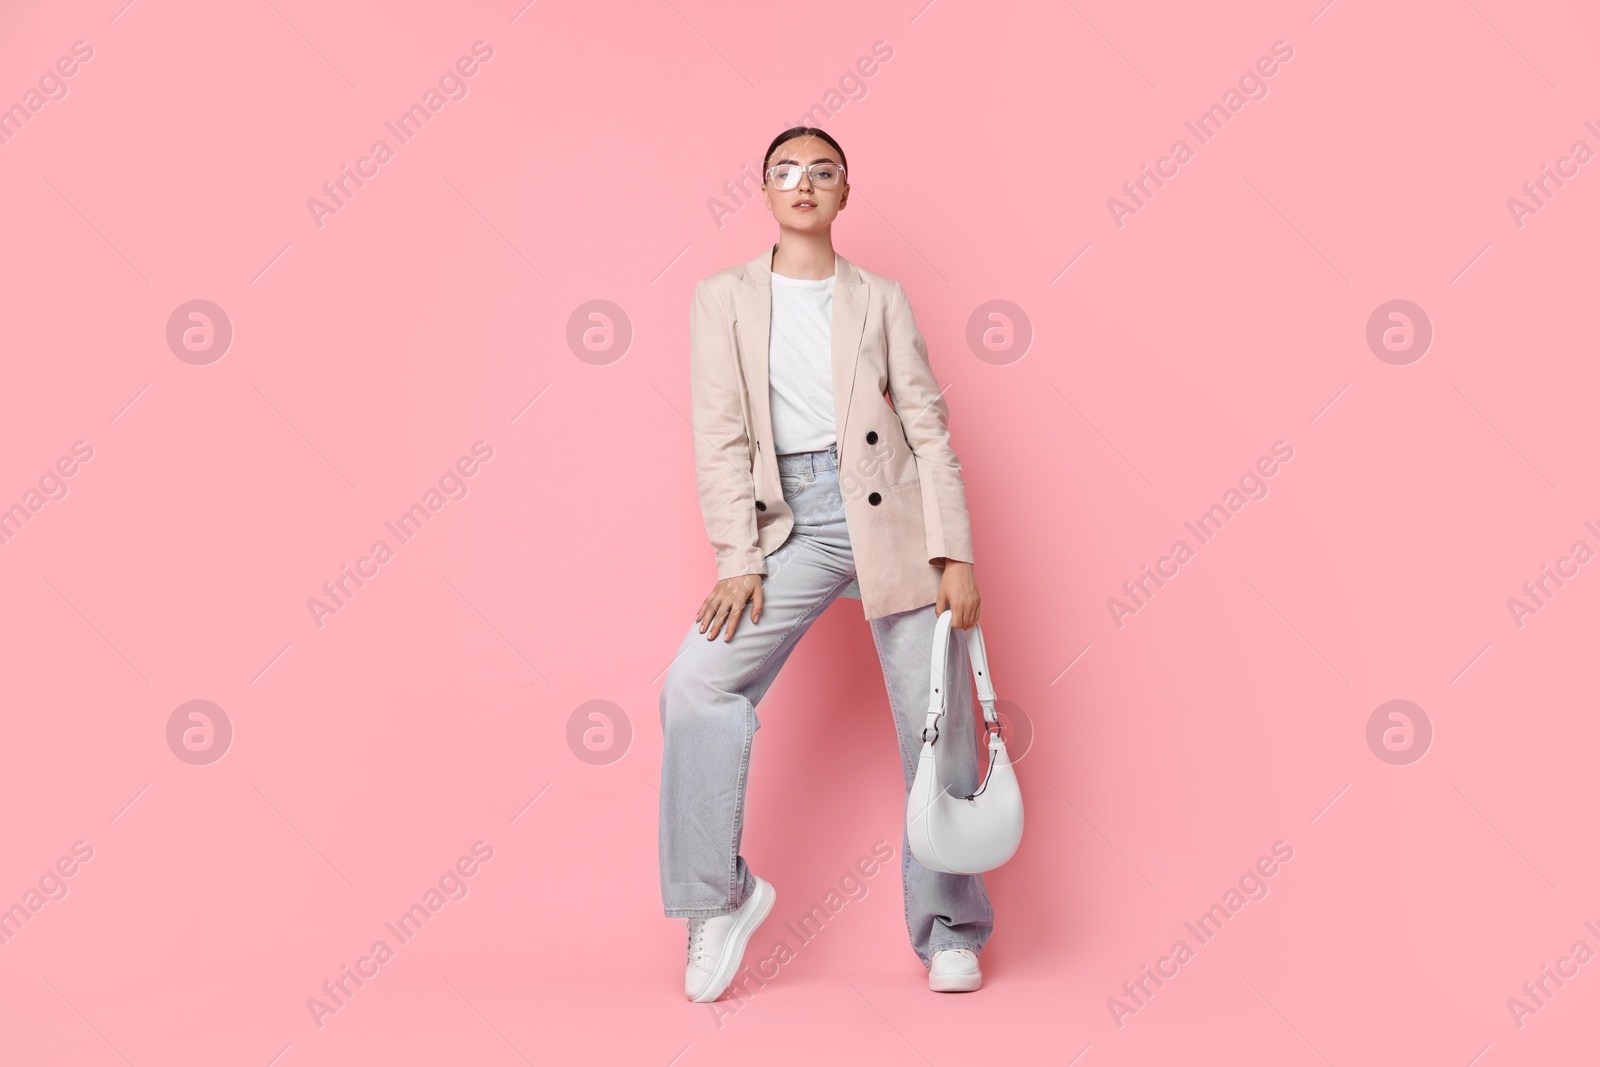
[687,917,708,963]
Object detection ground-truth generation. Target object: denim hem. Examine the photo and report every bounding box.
[921,940,983,968]
[665,903,744,919]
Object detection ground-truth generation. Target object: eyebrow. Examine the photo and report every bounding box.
[771,155,840,166]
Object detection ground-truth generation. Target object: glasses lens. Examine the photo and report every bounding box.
[811,165,839,187]
[770,165,800,190]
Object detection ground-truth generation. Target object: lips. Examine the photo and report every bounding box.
[794,200,815,209]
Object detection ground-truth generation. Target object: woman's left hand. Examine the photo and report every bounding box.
[934,560,980,629]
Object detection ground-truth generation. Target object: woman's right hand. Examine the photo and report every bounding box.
[697,573,764,642]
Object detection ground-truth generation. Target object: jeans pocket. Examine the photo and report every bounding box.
[779,473,805,498]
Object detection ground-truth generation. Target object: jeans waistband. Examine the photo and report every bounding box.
[775,443,839,475]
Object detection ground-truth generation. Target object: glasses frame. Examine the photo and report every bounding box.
[765,162,846,191]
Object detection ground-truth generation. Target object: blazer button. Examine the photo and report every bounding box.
[868,492,882,506]
[865,430,878,444]
[755,499,767,511]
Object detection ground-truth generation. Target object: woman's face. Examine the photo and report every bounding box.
[762,136,848,230]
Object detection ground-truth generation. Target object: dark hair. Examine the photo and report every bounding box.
[761,126,848,185]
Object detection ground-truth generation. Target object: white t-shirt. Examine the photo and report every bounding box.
[768,272,836,453]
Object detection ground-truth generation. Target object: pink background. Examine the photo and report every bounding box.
[2,0,1597,1064]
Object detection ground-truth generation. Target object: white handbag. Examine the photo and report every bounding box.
[905,608,1024,874]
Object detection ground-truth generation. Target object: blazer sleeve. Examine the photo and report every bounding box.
[688,277,767,579]
[885,280,975,567]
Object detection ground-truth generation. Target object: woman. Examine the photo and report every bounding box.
[659,126,994,1003]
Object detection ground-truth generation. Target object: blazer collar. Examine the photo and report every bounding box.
[732,243,868,452]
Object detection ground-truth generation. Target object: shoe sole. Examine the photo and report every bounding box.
[689,877,776,1003]
[929,972,982,992]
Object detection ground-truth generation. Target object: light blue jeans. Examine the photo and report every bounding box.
[658,443,995,968]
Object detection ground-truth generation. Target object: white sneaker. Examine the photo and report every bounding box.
[684,874,776,1002]
[928,948,982,992]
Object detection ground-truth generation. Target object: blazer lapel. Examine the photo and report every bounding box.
[831,254,868,445]
[735,243,867,453]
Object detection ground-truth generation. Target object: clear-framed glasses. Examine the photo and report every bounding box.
[766,162,845,191]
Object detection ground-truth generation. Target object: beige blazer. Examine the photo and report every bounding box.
[688,243,974,620]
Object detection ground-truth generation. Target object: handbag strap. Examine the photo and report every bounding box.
[922,608,999,743]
